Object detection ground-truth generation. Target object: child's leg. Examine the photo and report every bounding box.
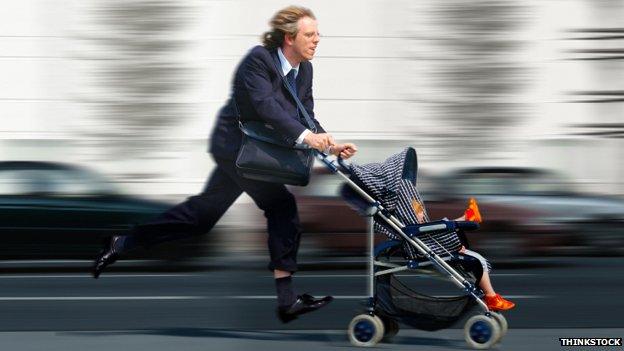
[478,268,496,296]
[460,247,515,310]
[460,247,494,295]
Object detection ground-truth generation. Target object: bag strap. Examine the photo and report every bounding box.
[270,55,317,133]
[233,50,318,138]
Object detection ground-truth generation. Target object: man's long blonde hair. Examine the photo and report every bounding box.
[262,6,316,49]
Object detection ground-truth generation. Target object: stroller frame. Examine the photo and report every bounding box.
[316,152,488,311]
[315,151,506,349]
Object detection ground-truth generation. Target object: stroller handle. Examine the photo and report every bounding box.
[314,150,351,174]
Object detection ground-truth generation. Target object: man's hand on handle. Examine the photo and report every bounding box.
[303,132,357,159]
[329,143,357,159]
[303,133,335,152]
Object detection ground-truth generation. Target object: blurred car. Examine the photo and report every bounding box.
[291,166,624,260]
[430,167,624,258]
[0,161,207,261]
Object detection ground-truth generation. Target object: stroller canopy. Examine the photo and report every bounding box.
[346,147,461,256]
[349,147,418,214]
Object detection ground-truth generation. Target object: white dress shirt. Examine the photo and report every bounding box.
[277,47,311,145]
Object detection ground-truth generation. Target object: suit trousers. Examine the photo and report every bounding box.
[129,156,303,272]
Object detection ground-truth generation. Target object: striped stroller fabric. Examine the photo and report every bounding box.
[349,149,406,212]
[395,178,462,256]
[350,148,462,258]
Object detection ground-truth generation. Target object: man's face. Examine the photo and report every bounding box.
[289,16,320,62]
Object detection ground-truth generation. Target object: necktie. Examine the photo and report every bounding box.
[286,69,297,91]
[286,69,300,120]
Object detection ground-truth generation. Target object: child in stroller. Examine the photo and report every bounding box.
[413,197,515,311]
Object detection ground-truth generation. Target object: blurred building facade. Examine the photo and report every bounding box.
[1,0,623,197]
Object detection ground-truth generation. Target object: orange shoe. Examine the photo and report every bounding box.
[464,197,482,223]
[485,293,515,311]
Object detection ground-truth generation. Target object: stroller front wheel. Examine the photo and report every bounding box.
[464,314,501,349]
[348,314,385,347]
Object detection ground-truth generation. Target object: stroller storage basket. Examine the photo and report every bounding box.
[376,274,475,331]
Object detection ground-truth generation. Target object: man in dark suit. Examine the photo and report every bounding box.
[93,6,357,323]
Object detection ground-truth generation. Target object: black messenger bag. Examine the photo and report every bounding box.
[235,66,318,186]
[235,121,314,186]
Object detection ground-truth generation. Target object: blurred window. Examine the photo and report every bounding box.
[455,171,572,196]
[522,174,570,194]
[42,169,116,196]
[0,170,50,195]
[0,167,116,196]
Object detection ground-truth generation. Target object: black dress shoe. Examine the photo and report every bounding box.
[92,236,123,279]
[277,294,333,323]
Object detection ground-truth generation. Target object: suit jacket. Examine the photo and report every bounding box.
[210,45,325,160]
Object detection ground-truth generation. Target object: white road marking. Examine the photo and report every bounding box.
[225,295,547,299]
[0,295,547,302]
[0,274,200,279]
[267,273,539,278]
[0,260,152,264]
[0,296,203,301]
[0,272,536,279]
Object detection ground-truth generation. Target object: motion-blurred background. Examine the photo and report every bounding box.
[2,0,623,264]
[1,2,624,348]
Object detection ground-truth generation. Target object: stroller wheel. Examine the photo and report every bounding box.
[348,314,385,347]
[380,315,399,341]
[464,314,501,349]
[489,312,508,343]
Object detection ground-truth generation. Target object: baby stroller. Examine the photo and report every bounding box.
[316,147,508,349]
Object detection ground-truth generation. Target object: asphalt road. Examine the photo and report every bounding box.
[0,257,622,350]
